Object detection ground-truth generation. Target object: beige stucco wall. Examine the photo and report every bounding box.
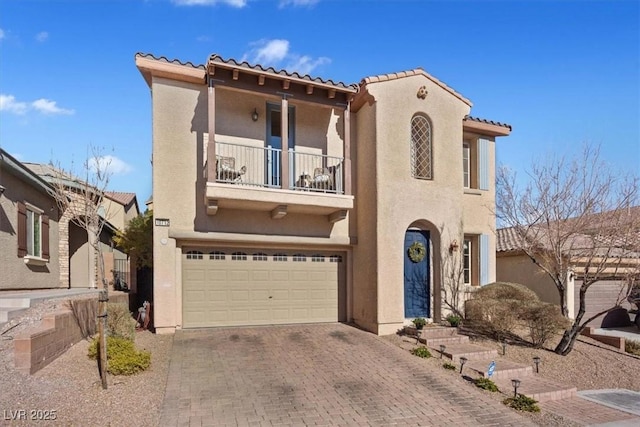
[354,74,491,335]
[496,252,561,305]
[0,172,61,290]
[151,77,352,332]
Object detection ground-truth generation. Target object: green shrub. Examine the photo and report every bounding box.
[412,317,427,330]
[411,346,432,358]
[521,302,569,348]
[442,362,456,370]
[106,303,136,340]
[88,336,151,375]
[626,339,640,356]
[474,377,499,392]
[503,394,540,412]
[445,314,462,327]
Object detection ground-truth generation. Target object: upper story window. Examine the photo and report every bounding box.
[463,142,471,188]
[463,138,490,191]
[411,114,433,180]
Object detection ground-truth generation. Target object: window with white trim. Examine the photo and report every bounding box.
[186,251,203,260]
[17,201,50,262]
[293,254,306,262]
[26,206,42,257]
[231,252,247,261]
[463,239,472,285]
[209,251,226,260]
[411,114,433,180]
[273,254,287,261]
[463,142,470,188]
[329,255,343,263]
[311,254,325,262]
[252,253,268,261]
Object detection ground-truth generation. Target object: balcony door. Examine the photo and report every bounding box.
[266,103,295,187]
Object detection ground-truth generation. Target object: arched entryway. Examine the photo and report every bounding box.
[404,228,431,318]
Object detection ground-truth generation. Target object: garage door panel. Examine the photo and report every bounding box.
[183,248,344,328]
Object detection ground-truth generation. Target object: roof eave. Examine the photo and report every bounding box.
[463,119,511,137]
[135,56,206,87]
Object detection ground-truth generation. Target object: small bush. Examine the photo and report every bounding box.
[411,346,432,358]
[106,303,136,340]
[503,394,540,412]
[626,339,640,356]
[442,362,456,370]
[474,377,499,392]
[88,336,151,375]
[412,317,427,330]
[521,302,569,348]
[445,314,462,327]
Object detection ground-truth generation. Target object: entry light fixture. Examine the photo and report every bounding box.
[511,379,521,398]
[459,356,467,374]
[251,108,259,122]
[449,240,459,253]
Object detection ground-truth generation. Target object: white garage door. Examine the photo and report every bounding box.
[182,248,346,328]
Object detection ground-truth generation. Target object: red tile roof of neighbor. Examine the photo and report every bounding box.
[105,191,137,207]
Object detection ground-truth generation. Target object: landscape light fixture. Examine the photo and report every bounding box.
[439,344,446,359]
[501,340,507,356]
[511,379,521,398]
[533,356,541,373]
[251,108,259,122]
[459,356,468,374]
[0,185,4,196]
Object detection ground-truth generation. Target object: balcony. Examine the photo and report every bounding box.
[205,141,353,221]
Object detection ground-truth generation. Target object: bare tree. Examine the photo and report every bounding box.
[48,147,113,387]
[497,144,640,355]
[440,222,466,318]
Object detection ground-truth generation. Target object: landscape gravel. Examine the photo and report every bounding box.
[0,295,172,426]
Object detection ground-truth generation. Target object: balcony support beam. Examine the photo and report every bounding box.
[281,96,290,190]
[343,103,352,195]
[329,210,347,223]
[206,199,219,216]
[271,205,287,220]
[207,78,217,181]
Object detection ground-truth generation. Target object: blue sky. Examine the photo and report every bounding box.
[1,0,638,207]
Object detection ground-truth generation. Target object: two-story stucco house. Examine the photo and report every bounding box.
[136,53,511,335]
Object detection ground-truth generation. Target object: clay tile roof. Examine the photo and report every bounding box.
[105,191,137,207]
[360,68,472,106]
[496,227,523,252]
[207,54,358,92]
[135,52,206,70]
[464,115,512,131]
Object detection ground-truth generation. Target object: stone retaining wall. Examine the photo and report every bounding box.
[14,293,129,374]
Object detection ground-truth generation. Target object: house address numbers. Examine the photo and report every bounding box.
[155,218,170,227]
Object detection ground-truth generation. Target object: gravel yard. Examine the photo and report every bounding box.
[0,296,172,426]
[1,296,639,426]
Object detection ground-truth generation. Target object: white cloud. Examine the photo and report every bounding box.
[1,94,75,116]
[0,28,5,40]
[32,98,75,115]
[88,155,133,176]
[287,55,330,76]
[0,94,28,114]
[171,0,246,7]
[35,31,49,42]
[279,0,319,8]
[242,39,330,76]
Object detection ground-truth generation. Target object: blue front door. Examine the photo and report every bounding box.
[266,103,295,187]
[404,229,430,318]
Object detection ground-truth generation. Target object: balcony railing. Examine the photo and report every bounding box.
[214,141,344,194]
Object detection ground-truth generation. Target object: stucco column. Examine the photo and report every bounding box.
[343,104,351,195]
[206,78,216,181]
[281,96,289,189]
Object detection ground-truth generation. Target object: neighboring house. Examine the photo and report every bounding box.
[496,211,640,328]
[0,149,61,290]
[136,53,511,335]
[23,163,137,289]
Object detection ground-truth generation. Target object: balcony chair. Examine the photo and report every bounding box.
[217,156,247,183]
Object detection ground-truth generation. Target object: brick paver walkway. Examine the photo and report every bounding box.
[542,397,640,426]
[160,323,534,426]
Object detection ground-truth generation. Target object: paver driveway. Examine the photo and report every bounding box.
[160,323,533,426]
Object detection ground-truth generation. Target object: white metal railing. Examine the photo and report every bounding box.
[214,141,344,194]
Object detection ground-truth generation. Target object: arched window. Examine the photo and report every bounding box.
[231,252,247,261]
[209,251,226,260]
[186,250,203,260]
[411,114,433,180]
